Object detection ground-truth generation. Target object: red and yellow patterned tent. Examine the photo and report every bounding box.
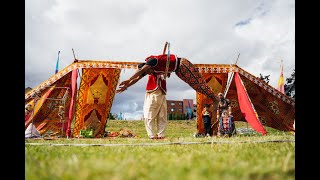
[25,60,295,137]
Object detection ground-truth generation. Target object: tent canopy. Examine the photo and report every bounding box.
[25,60,295,137]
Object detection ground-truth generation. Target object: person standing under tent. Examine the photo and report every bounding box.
[202,104,213,137]
[216,92,232,120]
[116,63,168,139]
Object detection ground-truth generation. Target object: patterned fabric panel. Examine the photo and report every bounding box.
[72,68,121,138]
[25,72,72,136]
[239,73,295,132]
[176,59,217,101]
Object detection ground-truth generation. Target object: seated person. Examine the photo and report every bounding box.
[217,110,236,137]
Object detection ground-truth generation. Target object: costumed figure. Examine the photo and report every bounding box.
[116,44,219,139]
[116,53,218,101]
[216,92,236,137]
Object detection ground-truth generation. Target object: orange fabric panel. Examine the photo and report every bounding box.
[73,68,121,138]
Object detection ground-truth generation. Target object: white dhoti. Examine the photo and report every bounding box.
[143,88,167,138]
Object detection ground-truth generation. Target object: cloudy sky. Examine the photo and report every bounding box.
[25,0,295,120]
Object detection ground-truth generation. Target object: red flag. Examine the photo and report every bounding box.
[234,72,267,135]
[277,63,285,93]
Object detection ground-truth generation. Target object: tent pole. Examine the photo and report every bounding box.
[164,42,170,79]
[162,41,168,55]
[72,48,77,61]
[72,48,82,91]
[224,53,240,97]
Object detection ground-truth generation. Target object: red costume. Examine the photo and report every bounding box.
[146,73,167,94]
[145,54,179,73]
[144,54,217,102]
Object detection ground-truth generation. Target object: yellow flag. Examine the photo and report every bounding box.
[277,63,284,93]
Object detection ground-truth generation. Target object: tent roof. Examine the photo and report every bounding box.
[25,60,295,107]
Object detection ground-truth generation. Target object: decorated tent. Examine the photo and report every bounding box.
[195,65,295,135]
[25,59,295,138]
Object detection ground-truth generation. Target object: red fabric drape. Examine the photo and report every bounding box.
[234,72,267,135]
[66,69,78,137]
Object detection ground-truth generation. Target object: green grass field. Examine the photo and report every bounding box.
[25,120,295,180]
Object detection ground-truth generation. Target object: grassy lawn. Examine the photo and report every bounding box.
[25,120,295,180]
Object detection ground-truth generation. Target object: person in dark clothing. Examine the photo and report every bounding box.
[202,104,213,137]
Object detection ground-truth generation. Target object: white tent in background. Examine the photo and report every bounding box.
[25,123,41,138]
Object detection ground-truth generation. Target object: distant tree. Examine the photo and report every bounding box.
[259,73,270,84]
[175,113,179,120]
[284,69,295,98]
[173,112,179,120]
[171,113,175,120]
[179,113,185,120]
[108,112,116,120]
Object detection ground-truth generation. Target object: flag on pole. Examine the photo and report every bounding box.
[277,61,285,93]
[55,51,61,74]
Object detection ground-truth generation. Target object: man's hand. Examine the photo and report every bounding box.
[116,80,130,93]
[115,86,128,93]
[118,80,129,87]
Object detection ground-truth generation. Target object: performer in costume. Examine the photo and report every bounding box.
[216,92,236,137]
[116,63,168,139]
[116,54,218,101]
[216,92,232,119]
